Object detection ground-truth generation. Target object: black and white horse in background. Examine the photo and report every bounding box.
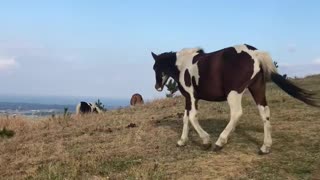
[76,101,103,115]
[151,44,320,154]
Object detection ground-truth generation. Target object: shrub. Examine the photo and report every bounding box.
[0,127,15,138]
[165,79,179,98]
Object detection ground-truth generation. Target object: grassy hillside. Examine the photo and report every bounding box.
[1,75,320,180]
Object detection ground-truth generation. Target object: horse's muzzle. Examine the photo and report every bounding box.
[155,84,163,92]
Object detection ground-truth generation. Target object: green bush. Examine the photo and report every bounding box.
[165,79,179,98]
[95,99,107,111]
[0,127,15,138]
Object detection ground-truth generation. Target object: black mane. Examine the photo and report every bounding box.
[158,51,176,59]
[197,49,205,54]
[158,48,205,58]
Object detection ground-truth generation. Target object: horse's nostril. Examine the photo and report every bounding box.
[155,84,163,91]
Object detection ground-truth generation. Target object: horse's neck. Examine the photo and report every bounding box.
[175,52,201,86]
[176,55,197,73]
[176,48,200,71]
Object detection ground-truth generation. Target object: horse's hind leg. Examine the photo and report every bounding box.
[248,73,272,154]
[215,90,243,150]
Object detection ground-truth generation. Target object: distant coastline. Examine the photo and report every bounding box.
[0,95,130,117]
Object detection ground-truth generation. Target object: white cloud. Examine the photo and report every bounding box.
[278,62,293,67]
[0,57,19,71]
[287,43,297,53]
[0,40,44,49]
[313,58,320,65]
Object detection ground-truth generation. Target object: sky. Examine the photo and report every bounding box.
[0,0,319,99]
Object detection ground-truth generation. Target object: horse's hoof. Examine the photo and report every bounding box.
[258,149,270,155]
[202,143,212,150]
[176,140,187,147]
[213,144,223,152]
[176,143,186,148]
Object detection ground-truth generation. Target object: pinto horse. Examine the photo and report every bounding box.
[151,44,320,154]
[76,101,103,115]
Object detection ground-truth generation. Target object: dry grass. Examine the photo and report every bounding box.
[1,75,320,180]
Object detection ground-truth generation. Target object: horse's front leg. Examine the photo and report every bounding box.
[188,98,211,149]
[177,110,190,146]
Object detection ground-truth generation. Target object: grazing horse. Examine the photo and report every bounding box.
[76,101,103,115]
[130,93,144,106]
[151,44,320,154]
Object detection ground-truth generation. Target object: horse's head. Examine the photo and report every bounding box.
[90,103,103,113]
[151,51,177,92]
[92,107,98,113]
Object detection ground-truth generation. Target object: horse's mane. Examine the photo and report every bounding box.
[197,49,205,54]
[158,51,176,56]
[178,48,204,55]
[157,51,177,60]
[159,48,205,59]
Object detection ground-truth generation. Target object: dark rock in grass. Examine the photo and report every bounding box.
[126,123,137,128]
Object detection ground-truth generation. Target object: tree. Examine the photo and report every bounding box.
[63,107,70,118]
[274,61,288,79]
[274,61,279,68]
[165,79,179,98]
[95,99,106,111]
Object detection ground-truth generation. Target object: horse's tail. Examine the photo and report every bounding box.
[256,51,320,107]
[255,51,278,77]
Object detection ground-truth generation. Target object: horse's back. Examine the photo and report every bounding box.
[195,50,226,100]
[195,45,259,99]
[221,46,257,92]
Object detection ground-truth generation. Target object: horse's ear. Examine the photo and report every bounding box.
[151,52,158,61]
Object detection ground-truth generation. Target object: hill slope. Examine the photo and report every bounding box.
[1,75,320,179]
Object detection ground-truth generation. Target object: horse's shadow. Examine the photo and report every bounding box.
[154,116,262,148]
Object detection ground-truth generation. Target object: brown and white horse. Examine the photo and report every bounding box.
[130,93,144,106]
[151,44,320,154]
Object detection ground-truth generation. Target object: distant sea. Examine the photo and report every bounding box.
[0,95,129,117]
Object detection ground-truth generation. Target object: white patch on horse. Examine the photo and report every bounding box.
[76,103,81,115]
[233,45,261,79]
[258,105,272,153]
[176,48,201,87]
[216,90,243,147]
[161,73,169,85]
